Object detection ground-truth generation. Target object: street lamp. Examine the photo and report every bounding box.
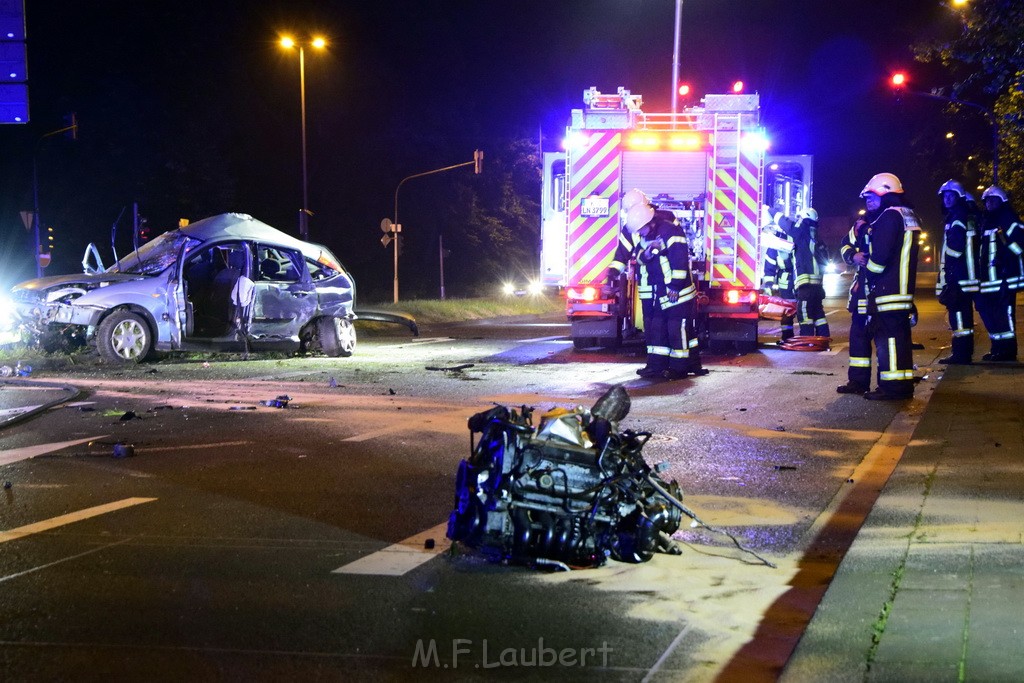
[279,34,326,241]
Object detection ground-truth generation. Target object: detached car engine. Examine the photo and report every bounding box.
[447,386,685,568]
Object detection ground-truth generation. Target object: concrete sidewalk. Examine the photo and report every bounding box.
[781,361,1024,682]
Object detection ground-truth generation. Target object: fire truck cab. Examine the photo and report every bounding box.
[540,87,810,352]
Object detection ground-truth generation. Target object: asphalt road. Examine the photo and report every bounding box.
[0,284,954,681]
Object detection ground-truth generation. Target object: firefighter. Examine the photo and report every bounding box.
[625,202,705,379]
[762,212,797,342]
[791,207,831,338]
[836,213,875,394]
[608,188,649,279]
[860,172,921,400]
[977,185,1021,361]
[935,180,979,365]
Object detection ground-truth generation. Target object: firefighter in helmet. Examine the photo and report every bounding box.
[935,179,979,364]
[762,211,798,343]
[836,210,875,394]
[858,172,920,400]
[791,207,831,338]
[607,188,649,280]
[625,202,706,379]
[976,185,1021,361]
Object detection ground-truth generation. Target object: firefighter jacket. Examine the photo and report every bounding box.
[936,201,979,295]
[839,217,871,315]
[865,204,920,313]
[792,217,824,288]
[762,222,796,299]
[980,202,1024,292]
[608,226,640,278]
[636,217,696,310]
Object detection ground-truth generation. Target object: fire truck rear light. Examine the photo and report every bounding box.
[725,289,757,305]
[626,133,660,150]
[668,132,703,150]
[567,286,599,302]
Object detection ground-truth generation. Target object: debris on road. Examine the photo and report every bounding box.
[113,443,135,458]
[259,395,291,408]
[425,364,475,372]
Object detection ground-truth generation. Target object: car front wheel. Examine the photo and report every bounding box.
[318,316,356,357]
[97,310,153,364]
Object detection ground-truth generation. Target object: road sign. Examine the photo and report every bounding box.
[381,234,393,248]
[380,218,393,233]
[20,210,32,230]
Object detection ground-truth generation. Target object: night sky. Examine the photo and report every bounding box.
[1,0,963,298]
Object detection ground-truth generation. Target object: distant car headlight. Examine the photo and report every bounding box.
[824,261,837,274]
[501,282,517,296]
[526,280,544,296]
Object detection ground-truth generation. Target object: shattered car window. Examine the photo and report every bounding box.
[109,232,203,276]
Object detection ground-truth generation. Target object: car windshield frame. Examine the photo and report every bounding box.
[108,231,203,276]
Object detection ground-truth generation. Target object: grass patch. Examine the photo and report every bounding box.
[359,295,562,325]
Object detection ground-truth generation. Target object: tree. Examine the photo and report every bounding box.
[915,0,1024,199]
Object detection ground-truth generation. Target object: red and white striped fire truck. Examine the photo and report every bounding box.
[540,87,811,352]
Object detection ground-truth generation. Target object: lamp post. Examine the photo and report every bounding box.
[279,35,326,241]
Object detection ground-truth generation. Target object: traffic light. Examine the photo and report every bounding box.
[677,82,691,98]
[889,72,906,102]
[732,80,744,94]
[46,226,54,251]
[474,149,484,174]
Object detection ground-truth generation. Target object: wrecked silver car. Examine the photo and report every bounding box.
[9,213,357,364]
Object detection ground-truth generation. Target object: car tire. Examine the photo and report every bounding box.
[96,310,154,364]
[318,316,356,357]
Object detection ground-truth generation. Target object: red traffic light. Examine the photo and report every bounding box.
[732,80,744,93]
[677,83,691,97]
[891,72,906,88]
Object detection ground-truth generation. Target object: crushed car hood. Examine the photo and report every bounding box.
[12,272,145,293]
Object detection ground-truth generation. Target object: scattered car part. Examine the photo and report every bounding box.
[447,385,685,568]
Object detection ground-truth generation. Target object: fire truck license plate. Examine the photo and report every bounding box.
[581,195,610,217]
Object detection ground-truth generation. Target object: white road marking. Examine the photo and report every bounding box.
[332,522,451,576]
[138,440,251,453]
[0,436,108,466]
[0,497,157,544]
[374,337,452,349]
[518,335,570,343]
[0,538,134,584]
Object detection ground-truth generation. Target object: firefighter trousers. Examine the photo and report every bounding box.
[867,310,915,397]
[847,311,871,389]
[644,300,700,372]
[942,292,975,362]
[975,287,1017,360]
[797,284,830,337]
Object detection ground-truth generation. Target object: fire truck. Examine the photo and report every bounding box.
[540,87,811,352]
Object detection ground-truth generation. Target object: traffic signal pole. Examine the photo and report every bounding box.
[388,151,482,303]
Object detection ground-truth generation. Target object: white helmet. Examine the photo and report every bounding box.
[799,207,819,222]
[621,188,649,212]
[937,179,966,198]
[624,203,655,234]
[982,185,1009,203]
[860,172,904,198]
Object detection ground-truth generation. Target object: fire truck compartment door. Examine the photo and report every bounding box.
[621,152,708,200]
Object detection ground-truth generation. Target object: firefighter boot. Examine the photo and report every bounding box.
[836,381,869,395]
[939,335,973,365]
[983,338,1017,362]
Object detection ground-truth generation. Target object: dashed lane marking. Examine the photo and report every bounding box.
[0,497,157,544]
[0,436,108,466]
[332,522,450,576]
